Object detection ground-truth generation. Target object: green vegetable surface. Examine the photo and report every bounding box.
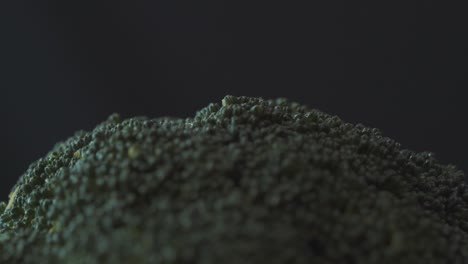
[1,95,467,263]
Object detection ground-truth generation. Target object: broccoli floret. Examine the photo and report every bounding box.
[1,95,467,263]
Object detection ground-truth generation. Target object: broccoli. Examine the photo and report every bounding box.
[1,95,467,263]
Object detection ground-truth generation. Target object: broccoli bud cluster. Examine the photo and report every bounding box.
[1,95,467,263]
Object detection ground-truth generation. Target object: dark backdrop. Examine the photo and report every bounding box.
[1,1,467,200]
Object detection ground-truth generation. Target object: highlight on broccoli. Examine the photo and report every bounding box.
[1,95,467,263]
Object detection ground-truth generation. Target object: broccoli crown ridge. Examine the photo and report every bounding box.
[0,95,467,264]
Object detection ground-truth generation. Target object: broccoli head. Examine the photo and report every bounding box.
[1,95,467,263]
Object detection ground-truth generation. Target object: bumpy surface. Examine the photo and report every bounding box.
[1,95,467,263]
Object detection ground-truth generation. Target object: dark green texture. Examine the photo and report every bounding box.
[1,95,467,263]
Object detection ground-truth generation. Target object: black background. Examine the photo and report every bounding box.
[1,1,466,200]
